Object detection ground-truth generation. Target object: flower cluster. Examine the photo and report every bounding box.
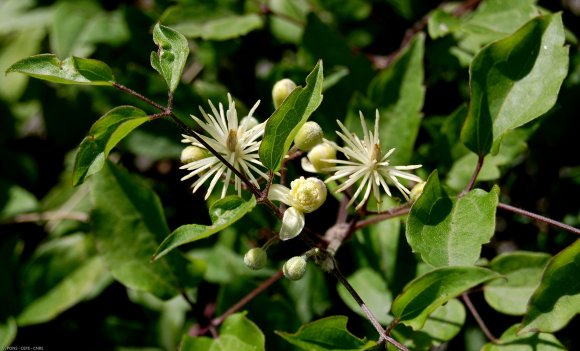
[180,94,268,199]
[324,110,423,209]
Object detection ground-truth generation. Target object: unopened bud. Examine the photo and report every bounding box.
[244,248,268,270]
[272,78,296,109]
[294,121,324,151]
[289,177,327,213]
[410,181,426,203]
[307,142,336,171]
[283,255,307,281]
[180,146,209,164]
[240,116,259,130]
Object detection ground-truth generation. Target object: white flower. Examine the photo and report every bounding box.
[180,94,268,199]
[269,176,327,240]
[325,110,422,209]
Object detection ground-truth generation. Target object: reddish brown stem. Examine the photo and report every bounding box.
[211,270,284,327]
[498,202,580,235]
[462,293,499,343]
[460,154,485,197]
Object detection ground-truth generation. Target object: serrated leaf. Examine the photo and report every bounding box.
[259,60,323,171]
[277,315,373,351]
[461,14,569,155]
[6,54,115,85]
[91,162,205,300]
[73,106,149,186]
[391,266,499,329]
[173,14,263,40]
[519,239,580,334]
[17,256,107,326]
[406,171,499,267]
[484,251,551,316]
[181,313,265,351]
[337,268,393,325]
[151,23,189,93]
[0,318,16,348]
[153,195,256,260]
[482,324,565,351]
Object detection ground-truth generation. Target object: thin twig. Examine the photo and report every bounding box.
[1,211,89,224]
[461,293,499,343]
[460,154,485,197]
[331,268,409,351]
[498,202,580,235]
[354,205,411,230]
[211,270,284,327]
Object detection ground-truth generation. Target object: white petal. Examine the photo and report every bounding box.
[279,207,305,241]
[268,184,291,205]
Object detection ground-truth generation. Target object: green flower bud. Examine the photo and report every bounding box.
[244,247,268,270]
[307,141,336,171]
[272,78,296,109]
[283,255,307,281]
[410,181,426,203]
[289,177,327,213]
[294,121,323,151]
[180,145,209,164]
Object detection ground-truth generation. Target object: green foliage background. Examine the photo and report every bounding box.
[1,0,579,350]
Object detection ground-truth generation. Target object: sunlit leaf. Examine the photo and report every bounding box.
[6,54,115,85]
[181,313,265,351]
[482,324,565,350]
[0,317,17,348]
[391,266,499,329]
[277,315,374,351]
[153,196,256,260]
[259,60,323,171]
[406,171,499,267]
[461,14,568,155]
[91,162,205,300]
[73,106,149,186]
[151,23,189,93]
[484,251,551,316]
[519,239,580,334]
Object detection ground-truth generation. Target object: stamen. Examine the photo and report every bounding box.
[227,128,238,152]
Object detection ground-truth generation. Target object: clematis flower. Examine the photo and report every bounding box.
[324,110,423,210]
[180,94,268,199]
[269,177,327,240]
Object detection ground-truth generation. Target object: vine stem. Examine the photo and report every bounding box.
[353,205,411,230]
[211,270,284,327]
[331,268,409,351]
[461,293,499,343]
[497,202,580,235]
[460,154,485,197]
[0,211,89,224]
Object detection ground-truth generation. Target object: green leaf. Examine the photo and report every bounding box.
[482,324,565,351]
[337,268,393,325]
[73,106,149,186]
[17,256,107,326]
[363,34,425,165]
[0,317,17,349]
[6,54,115,85]
[91,162,205,300]
[277,315,373,351]
[181,313,265,351]
[519,239,580,334]
[406,171,499,267]
[151,23,189,93]
[259,60,324,171]
[287,263,331,322]
[391,266,499,329]
[0,178,38,220]
[49,1,101,57]
[461,14,569,155]
[484,251,551,316]
[419,298,466,344]
[173,14,263,40]
[153,195,256,260]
